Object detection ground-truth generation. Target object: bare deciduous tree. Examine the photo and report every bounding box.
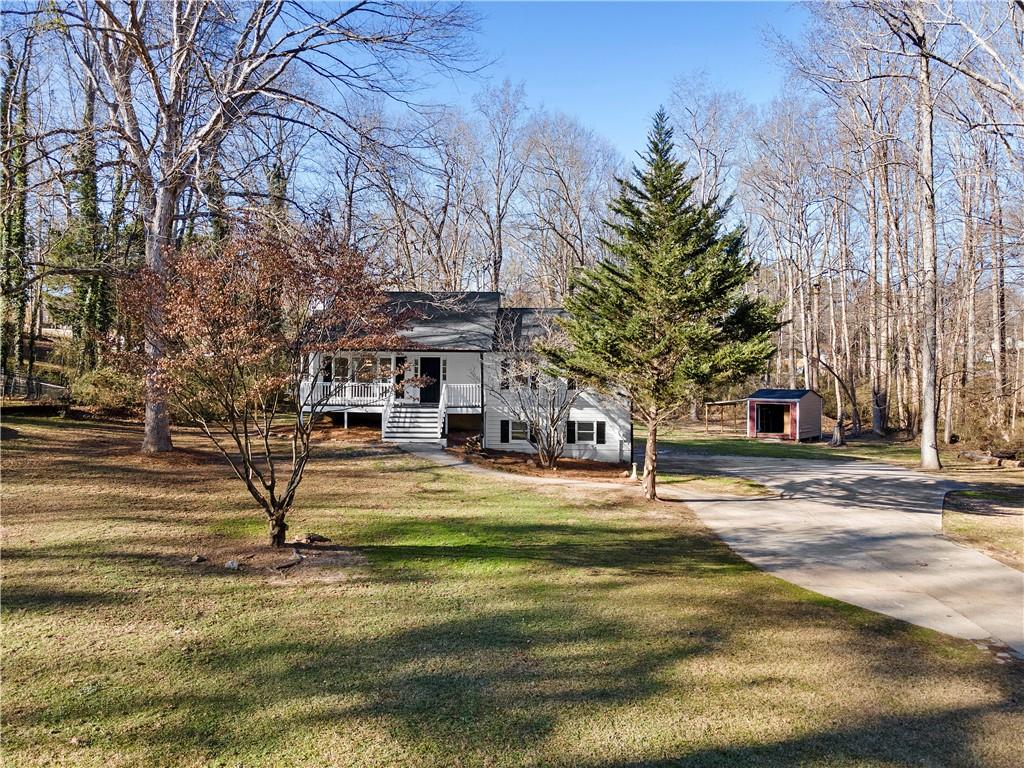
[490,310,581,467]
[55,0,473,452]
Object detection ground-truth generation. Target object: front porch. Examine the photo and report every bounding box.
[299,380,482,412]
[299,351,484,444]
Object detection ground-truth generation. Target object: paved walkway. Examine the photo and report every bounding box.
[654,449,1024,656]
[401,443,1024,656]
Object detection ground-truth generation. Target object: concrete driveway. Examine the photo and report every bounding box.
[654,447,1024,656]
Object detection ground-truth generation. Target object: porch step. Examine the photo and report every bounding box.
[384,403,441,443]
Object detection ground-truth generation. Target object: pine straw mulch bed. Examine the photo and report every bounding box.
[446,444,633,482]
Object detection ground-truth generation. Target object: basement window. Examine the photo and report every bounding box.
[510,420,529,441]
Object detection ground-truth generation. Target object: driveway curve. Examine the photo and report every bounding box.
[655,448,1024,656]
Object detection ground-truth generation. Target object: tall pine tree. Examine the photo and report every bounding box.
[548,109,778,500]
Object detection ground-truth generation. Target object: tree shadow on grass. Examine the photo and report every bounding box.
[9,573,1021,767]
[573,701,1023,768]
[6,596,728,761]
[6,519,1023,766]
[0,585,127,610]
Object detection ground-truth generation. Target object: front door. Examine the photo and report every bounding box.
[419,357,441,403]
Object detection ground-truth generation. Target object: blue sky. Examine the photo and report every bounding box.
[427,1,810,158]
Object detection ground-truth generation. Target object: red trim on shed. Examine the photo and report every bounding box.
[749,400,797,441]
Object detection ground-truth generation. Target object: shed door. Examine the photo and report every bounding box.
[756,403,788,434]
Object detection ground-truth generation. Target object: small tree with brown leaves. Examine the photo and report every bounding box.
[137,226,401,547]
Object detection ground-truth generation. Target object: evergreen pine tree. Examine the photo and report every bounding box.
[267,154,288,224]
[548,109,779,500]
[203,151,230,241]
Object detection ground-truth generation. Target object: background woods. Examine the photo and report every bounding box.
[1,0,1022,453]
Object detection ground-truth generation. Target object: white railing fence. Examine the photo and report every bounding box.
[300,379,392,408]
[444,382,481,408]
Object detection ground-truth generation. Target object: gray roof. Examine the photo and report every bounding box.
[332,293,565,352]
[748,388,821,401]
[494,307,564,348]
[386,291,502,351]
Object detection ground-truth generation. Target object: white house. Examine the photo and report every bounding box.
[300,291,632,463]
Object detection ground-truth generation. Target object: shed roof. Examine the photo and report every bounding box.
[748,388,821,401]
[386,291,502,351]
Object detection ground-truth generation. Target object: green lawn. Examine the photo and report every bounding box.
[654,425,926,464]
[659,471,773,497]
[2,416,1022,767]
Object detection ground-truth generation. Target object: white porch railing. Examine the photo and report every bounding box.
[435,382,482,443]
[436,383,447,439]
[443,383,482,408]
[300,379,392,408]
[382,389,395,431]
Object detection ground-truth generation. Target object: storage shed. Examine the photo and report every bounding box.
[746,389,823,441]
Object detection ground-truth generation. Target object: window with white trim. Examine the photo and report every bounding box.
[499,419,532,443]
[356,354,376,382]
[441,357,447,381]
[566,420,607,445]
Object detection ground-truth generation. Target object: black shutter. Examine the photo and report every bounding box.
[500,420,510,443]
[566,421,576,444]
[596,421,606,445]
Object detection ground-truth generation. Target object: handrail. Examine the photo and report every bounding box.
[436,382,447,441]
[382,386,395,432]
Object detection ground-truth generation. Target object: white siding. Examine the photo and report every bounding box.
[400,351,482,403]
[482,355,631,462]
[306,349,632,460]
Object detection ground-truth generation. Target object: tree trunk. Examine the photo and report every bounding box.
[642,421,658,501]
[831,409,846,447]
[915,8,941,470]
[141,185,176,453]
[269,511,288,548]
[25,278,41,379]
[990,183,1007,435]
[868,169,888,436]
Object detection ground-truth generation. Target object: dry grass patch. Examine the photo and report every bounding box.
[943,487,1024,571]
[2,415,1022,767]
[447,445,772,497]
